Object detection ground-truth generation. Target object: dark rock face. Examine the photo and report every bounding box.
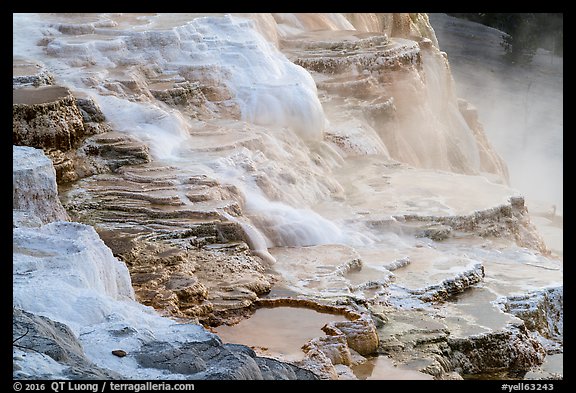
[13,308,120,379]
[135,339,318,380]
[76,97,107,123]
[79,132,151,172]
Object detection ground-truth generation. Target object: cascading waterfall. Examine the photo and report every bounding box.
[13,13,562,380]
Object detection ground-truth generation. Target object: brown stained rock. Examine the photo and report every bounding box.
[61,163,244,230]
[76,133,150,178]
[116,239,212,319]
[175,284,210,303]
[13,86,86,151]
[12,86,132,184]
[58,158,271,324]
[44,149,78,184]
[254,298,361,320]
[448,324,547,375]
[195,246,275,324]
[98,232,272,324]
[112,350,127,357]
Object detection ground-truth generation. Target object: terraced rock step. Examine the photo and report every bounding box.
[285,33,420,74]
[13,86,86,152]
[12,13,562,381]
[497,286,563,349]
[62,163,240,229]
[12,78,117,183]
[13,309,121,379]
[59,161,274,324]
[13,58,55,88]
[82,131,150,171]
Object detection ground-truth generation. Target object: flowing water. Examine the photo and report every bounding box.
[13,13,562,379]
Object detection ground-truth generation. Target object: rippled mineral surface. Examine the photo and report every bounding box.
[13,13,562,380]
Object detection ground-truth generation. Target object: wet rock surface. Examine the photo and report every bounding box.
[135,339,317,380]
[13,13,562,381]
[78,131,150,174]
[13,59,56,88]
[282,27,508,181]
[13,86,87,152]
[497,286,563,354]
[448,324,546,376]
[13,146,70,224]
[13,309,120,380]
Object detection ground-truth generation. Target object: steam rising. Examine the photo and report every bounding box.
[430,13,563,213]
[12,13,562,252]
